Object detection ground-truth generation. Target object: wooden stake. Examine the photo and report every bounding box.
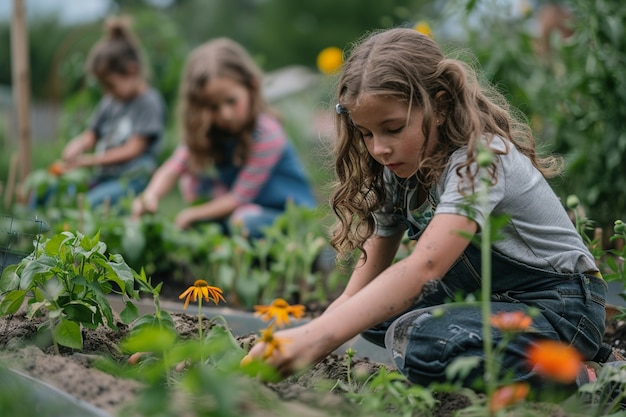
[4,152,18,210]
[11,0,32,198]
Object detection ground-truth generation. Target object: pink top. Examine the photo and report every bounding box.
[163,113,286,204]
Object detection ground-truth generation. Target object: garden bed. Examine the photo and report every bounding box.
[1,292,625,417]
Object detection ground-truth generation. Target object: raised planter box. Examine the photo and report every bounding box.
[0,366,113,417]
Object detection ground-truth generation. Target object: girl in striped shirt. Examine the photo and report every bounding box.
[132,38,316,238]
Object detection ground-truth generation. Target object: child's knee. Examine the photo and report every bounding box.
[385,307,485,385]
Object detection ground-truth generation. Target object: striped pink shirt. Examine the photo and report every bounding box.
[163,113,286,204]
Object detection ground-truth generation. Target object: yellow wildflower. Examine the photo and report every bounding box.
[254,298,305,328]
[527,340,582,383]
[490,311,533,333]
[258,324,290,359]
[413,21,433,38]
[316,46,343,75]
[179,279,225,310]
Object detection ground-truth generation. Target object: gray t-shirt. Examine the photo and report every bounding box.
[89,87,166,178]
[373,136,596,274]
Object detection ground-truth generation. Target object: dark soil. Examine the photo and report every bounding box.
[0,297,625,417]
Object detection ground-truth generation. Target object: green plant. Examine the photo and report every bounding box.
[346,367,437,417]
[128,267,177,340]
[21,167,92,211]
[603,220,626,295]
[262,202,331,304]
[0,230,139,351]
[578,363,626,416]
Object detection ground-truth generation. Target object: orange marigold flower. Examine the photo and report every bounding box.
[490,311,533,332]
[179,279,225,309]
[48,161,65,176]
[527,340,583,383]
[254,298,305,328]
[258,324,290,359]
[413,21,433,38]
[316,46,343,75]
[489,382,530,412]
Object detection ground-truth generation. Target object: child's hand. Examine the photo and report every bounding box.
[132,193,158,219]
[241,324,322,379]
[62,141,86,162]
[174,209,195,230]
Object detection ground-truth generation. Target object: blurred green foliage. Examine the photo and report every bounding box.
[0,0,434,101]
[458,0,626,228]
[1,0,625,229]
[545,0,626,228]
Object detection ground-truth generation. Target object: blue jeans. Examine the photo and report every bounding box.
[362,243,607,389]
[86,175,149,208]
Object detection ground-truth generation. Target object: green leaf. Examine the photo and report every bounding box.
[44,232,71,257]
[80,232,94,251]
[62,300,97,325]
[25,302,45,320]
[131,311,175,335]
[93,292,116,330]
[106,254,136,295]
[0,264,21,293]
[53,318,83,350]
[131,313,160,332]
[119,301,139,324]
[122,326,177,353]
[445,356,480,383]
[0,290,27,315]
[19,256,57,290]
[121,220,146,263]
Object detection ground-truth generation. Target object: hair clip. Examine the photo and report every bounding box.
[335,103,348,115]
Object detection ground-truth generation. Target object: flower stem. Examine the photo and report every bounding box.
[479,179,496,408]
[198,297,203,341]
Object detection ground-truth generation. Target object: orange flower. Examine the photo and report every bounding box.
[254,298,305,328]
[179,279,225,309]
[257,324,290,359]
[316,46,343,75]
[48,161,65,176]
[490,311,533,332]
[489,382,530,412]
[527,340,582,383]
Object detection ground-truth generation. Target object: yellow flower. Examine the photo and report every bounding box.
[316,46,343,75]
[254,298,305,328]
[527,340,582,383]
[490,311,533,332]
[258,324,290,359]
[489,382,530,412]
[179,279,225,310]
[413,21,432,38]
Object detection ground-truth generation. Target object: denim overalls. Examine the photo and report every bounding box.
[362,180,607,388]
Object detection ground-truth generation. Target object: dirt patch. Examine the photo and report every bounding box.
[0,301,625,417]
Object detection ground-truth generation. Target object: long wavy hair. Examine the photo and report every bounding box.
[330,28,562,262]
[178,38,268,172]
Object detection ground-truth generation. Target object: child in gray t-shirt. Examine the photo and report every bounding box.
[46,16,165,209]
[245,28,623,399]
